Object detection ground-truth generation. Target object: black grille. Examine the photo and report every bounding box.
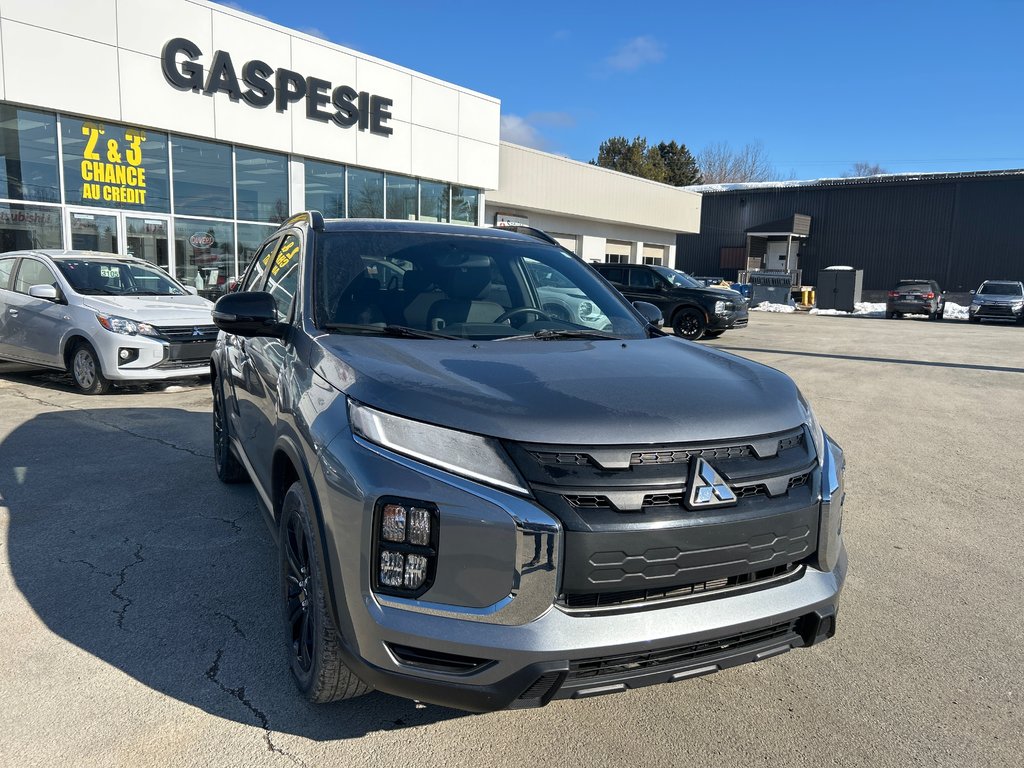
[154,324,219,343]
[641,491,685,507]
[560,563,801,611]
[517,672,564,701]
[387,644,491,673]
[164,341,215,364]
[978,305,1014,317]
[568,620,798,681]
[534,452,594,466]
[630,445,752,465]
[564,494,613,509]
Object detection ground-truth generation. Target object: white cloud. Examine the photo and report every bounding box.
[500,115,546,149]
[299,26,329,40]
[605,36,665,72]
[530,111,575,128]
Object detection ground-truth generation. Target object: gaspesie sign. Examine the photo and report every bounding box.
[161,37,394,136]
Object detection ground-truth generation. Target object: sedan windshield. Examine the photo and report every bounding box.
[314,231,648,340]
[979,282,1023,296]
[55,259,187,296]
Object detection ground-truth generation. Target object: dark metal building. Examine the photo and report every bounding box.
[677,170,1024,292]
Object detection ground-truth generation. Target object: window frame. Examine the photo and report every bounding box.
[12,256,58,295]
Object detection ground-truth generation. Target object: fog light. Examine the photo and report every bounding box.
[374,498,438,597]
[381,504,407,542]
[407,507,431,546]
[380,551,405,588]
[404,554,429,589]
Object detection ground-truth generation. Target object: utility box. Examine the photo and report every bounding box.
[748,272,793,306]
[816,267,863,312]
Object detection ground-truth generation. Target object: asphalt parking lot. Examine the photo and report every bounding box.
[1,312,1021,768]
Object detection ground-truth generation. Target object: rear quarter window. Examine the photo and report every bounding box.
[0,257,16,290]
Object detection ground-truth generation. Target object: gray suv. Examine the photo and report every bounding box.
[211,213,846,712]
[968,280,1024,323]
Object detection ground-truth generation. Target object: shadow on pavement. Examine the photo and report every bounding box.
[1,408,466,743]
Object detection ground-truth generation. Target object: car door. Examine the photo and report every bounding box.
[4,257,67,366]
[231,231,302,485]
[626,267,673,315]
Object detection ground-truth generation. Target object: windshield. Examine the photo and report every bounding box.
[653,266,701,288]
[979,282,1022,296]
[314,231,647,340]
[55,259,187,296]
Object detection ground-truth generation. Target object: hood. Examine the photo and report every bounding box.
[82,294,215,326]
[705,286,744,300]
[974,293,1022,302]
[312,335,805,445]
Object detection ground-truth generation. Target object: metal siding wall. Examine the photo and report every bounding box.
[678,177,1024,291]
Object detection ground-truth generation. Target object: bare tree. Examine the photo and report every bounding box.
[696,140,777,184]
[843,161,887,177]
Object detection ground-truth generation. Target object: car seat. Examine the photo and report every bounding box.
[426,265,504,330]
[334,275,385,325]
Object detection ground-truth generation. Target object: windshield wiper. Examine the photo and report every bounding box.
[123,289,165,295]
[496,328,622,341]
[75,287,117,295]
[322,323,457,340]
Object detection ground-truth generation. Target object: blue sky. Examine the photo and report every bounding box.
[221,0,1024,180]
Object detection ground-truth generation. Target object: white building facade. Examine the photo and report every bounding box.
[0,0,698,298]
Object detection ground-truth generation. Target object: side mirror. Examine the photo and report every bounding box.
[184,285,199,296]
[212,291,286,338]
[969,289,976,295]
[28,284,59,301]
[633,300,664,328]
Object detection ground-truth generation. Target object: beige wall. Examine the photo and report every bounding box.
[489,143,701,234]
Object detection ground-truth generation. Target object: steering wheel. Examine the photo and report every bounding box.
[494,307,553,325]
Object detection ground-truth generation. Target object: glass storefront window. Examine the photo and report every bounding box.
[386,174,417,220]
[0,202,62,251]
[451,186,479,224]
[305,159,345,218]
[126,217,170,270]
[237,222,278,277]
[235,148,288,223]
[69,211,118,252]
[347,168,384,218]
[171,137,233,219]
[174,218,235,299]
[419,181,449,223]
[0,106,60,203]
[62,117,170,212]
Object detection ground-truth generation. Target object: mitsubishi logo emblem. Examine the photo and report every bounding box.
[192,326,203,337]
[687,458,737,509]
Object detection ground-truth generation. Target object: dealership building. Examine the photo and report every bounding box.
[0,0,698,296]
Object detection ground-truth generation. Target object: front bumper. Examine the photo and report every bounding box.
[314,429,847,712]
[709,308,749,331]
[969,303,1024,321]
[89,330,212,381]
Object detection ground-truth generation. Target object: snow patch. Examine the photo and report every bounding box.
[750,302,796,313]
[807,301,970,319]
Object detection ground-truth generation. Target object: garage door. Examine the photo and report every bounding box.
[643,244,666,265]
[549,233,578,254]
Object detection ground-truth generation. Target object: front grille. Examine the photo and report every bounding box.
[564,494,613,509]
[154,324,219,343]
[641,491,685,507]
[977,305,1014,317]
[165,341,215,363]
[631,444,752,465]
[567,620,798,681]
[560,563,801,611]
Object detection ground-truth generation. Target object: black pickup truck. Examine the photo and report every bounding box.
[594,263,748,340]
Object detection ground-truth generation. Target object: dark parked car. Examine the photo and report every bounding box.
[594,263,747,340]
[968,280,1024,324]
[209,213,845,712]
[885,279,945,320]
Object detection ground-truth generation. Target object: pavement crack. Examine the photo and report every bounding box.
[57,557,114,578]
[205,649,308,766]
[1,388,213,459]
[214,609,248,640]
[111,539,145,630]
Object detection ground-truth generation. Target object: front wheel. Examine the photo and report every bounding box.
[968,316,981,324]
[702,329,725,339]
[672,309,706,340]
[280,481,370,704]
[213,377,249,484]
[69,341,110,394]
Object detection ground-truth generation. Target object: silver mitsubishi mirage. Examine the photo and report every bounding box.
[0,250,217,393]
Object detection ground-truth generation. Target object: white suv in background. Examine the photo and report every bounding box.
[0,250,216,393]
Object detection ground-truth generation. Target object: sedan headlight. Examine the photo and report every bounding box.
[95,313,159,337]
[349,401,528,494]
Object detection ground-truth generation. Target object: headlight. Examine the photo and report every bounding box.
[797,389,826,464]
[349,401,528,494]
[1012,301,1023,310]
[95,313,159,337]
[577,300,596,321]
[714,300,726,314]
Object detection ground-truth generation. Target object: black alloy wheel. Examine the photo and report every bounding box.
[213,378,248,483]
[672,308,706,340]
[279,482,370,703]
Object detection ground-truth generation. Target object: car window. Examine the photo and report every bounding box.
[0,257,16,290]
[54,259,186,296]
[266,234,302,319]
[240,237,280,293]
[13,258,57,294]
[895,282,930,292]
[629,268,657,289]
[599,266,626,285]
[656,266,701,288]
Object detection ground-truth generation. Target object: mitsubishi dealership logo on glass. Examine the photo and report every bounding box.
[161,38,394,136]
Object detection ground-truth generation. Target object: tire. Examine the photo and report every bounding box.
[930,307,942,321]
[968,316,981,324]
[672,308,706,340]
[213,376,249,484]
[887,311,900,319]
[280,481,370,704]
[69,341,110,394]
[703,329,725,339]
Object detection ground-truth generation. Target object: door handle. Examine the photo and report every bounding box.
[7,308,17,316]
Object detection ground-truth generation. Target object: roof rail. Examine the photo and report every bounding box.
[499,225,586,262]
[281,210,326,231]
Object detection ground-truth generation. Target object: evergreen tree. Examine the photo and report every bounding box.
[656,140,703,186]
[592,136,701,186]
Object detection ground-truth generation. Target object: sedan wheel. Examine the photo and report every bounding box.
[70,342,110,395]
